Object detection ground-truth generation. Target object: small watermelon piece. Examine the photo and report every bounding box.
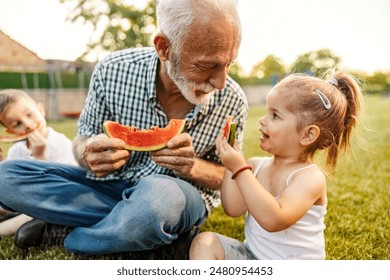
[223,116,236,146]
[103,119,186,151]
[0,124,40,143]
[0,132,28,143]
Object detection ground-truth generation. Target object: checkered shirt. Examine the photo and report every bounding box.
[77,47,248,213]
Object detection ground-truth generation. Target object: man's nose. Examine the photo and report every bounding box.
[208,68,228,90]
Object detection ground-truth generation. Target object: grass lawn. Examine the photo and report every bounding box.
[0,95,389,260]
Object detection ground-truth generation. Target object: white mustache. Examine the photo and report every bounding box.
[191,81,216,93]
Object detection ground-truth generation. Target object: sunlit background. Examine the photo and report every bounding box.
[0,0,389,74]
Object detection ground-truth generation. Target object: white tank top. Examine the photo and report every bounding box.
[245,157,327,259]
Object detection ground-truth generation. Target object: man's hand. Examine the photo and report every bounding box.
[150,133,195,178]
[81,134,131,177]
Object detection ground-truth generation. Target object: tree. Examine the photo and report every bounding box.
[228,62,246,84]
[290,48,341,76]
[365,71,390,93]
[250,54,286,79]
[61,0,156,61]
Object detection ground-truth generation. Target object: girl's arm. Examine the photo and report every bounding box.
[218,138,326,232]
[216,134,248,216]
[233,166,325,232]
[220,167,247,217]
[220,157,264,217]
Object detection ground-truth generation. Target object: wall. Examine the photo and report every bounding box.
[26,88,87,120]
[243,85,271,106]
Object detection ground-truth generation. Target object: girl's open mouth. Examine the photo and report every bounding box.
[260,129,269,139]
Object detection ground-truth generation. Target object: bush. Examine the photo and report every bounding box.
[0,71,91,89]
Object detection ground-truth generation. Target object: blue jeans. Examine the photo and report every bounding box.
[0,159,207,255]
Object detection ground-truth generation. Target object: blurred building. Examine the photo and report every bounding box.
[0,30,47,72]
[0,30,94,119]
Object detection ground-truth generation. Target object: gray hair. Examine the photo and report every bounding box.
[156,0,241,54]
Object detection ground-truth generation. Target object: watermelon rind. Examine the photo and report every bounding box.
[223,116,236,146]
[228,122,237,146]
[0,133,28,143]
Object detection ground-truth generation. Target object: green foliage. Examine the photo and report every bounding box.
[290,48,341,76]
[0,71,91,89]
[0,96,389,259]
[60,2,388,91]
[364,71,390,94]
[61,0,156,60]
[250,54,286,79]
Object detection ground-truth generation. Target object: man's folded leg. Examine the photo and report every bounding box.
[65,174,206,258]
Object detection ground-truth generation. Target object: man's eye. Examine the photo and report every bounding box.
[197,64,216,70]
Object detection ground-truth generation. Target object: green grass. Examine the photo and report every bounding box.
[0,96,389,259]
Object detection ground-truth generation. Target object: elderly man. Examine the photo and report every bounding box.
[0,0,248,259]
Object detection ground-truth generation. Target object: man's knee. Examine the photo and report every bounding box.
[0,159,18,174]
[137,175,187,223]
[0,160,21,188]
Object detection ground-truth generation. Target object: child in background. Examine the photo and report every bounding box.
[0,89,78,237]
[190,71,363,260]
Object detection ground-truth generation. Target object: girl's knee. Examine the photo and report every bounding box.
[190,232,224,260]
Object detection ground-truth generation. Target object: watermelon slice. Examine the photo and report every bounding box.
[103,119,186,151]
[223,116,236,146]
[0,132,28,143]
[0,124,40,143]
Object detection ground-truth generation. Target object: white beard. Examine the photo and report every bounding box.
[165,54,216,105]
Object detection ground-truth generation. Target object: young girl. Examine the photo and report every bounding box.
[190,72,363,260]
[0,89,78,236]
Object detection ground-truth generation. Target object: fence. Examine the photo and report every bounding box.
[0,63,272,120]
[0,62,93,119]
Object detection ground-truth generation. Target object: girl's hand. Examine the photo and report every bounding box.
[27,129,47,160]
[216,133,246,172]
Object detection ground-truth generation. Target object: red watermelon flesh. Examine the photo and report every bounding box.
[103,119,186,151]
[0,124,40,143]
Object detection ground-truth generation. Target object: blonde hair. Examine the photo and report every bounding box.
[0,89,36,114]
[273,71,363,170]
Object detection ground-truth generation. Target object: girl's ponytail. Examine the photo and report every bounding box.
[331,72,363,154]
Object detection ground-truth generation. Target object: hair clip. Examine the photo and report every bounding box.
[328,78,338,87]
[315,89,332,110]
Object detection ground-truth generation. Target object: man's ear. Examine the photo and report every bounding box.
[300,125,320,146]
[153,33,171,61]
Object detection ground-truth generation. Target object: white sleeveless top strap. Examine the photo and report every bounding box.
[285,164,316,187]
[253,158,316,187]
[253,157,269,176]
